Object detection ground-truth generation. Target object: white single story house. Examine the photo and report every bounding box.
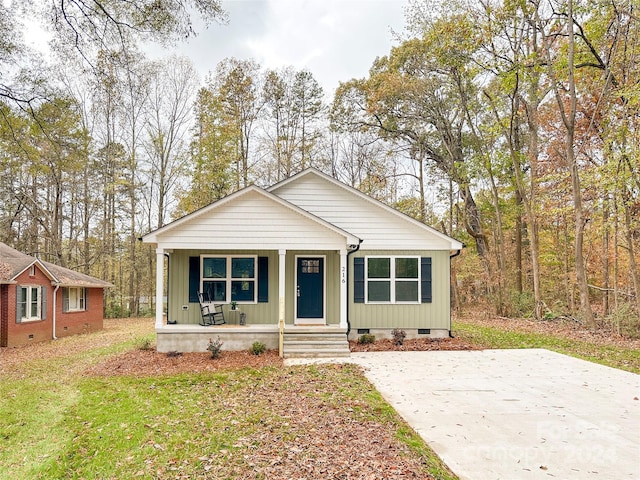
[141,168,463,357]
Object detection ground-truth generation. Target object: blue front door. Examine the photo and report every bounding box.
[296,257,324,321]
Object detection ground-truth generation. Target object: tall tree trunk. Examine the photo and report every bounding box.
[541,0,594,326]
[624,201,640,315]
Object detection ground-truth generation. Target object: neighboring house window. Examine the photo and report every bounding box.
[365,256,420,303]
[63,287,86,312]
[17,285,45,322]
[201,256,257,303]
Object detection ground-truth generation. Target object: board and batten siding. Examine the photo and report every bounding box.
[155,190,348,251]
[349,250,452,330]
[272,174,454,250]
[167,249,279,325]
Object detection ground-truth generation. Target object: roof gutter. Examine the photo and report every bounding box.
[346,239,363,337]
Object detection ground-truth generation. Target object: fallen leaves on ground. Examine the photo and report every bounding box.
[350,336,480,352]
[454,311,640,350]
[85,348,283,376]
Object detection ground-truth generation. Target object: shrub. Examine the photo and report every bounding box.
[135,336,154,351]
[250,341,266,355]
[391,328,406,345]
[207,337,224,358]
[358,333,376,344]
[605,303,640,339]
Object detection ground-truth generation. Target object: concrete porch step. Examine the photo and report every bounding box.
[282,327,350,359]
[284,349,351,359]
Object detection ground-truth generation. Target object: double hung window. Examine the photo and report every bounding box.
[64,287,86,312]
[17,286,43,321]
[201,256,257,303]
[366,256,420,303]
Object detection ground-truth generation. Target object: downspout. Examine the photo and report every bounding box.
[52,285,60,340]
[346,239,363,337]
[448,247,463,338]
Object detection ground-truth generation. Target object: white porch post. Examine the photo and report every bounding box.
[339,249,348,329]
[155,248,165,328]
[278,249,286,356]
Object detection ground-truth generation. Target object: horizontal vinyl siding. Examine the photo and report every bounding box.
[158,190,347,250]
[274,175,453,250]
[349,250,451,330]
[168,250,279,325]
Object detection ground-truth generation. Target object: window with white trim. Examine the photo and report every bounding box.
[18,286,43,321]
[201,256,257,303]
[366,256,420,303]
[64,287,86,312]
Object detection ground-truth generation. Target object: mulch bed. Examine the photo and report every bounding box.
[85,348,284,376]
[349,336,480,352]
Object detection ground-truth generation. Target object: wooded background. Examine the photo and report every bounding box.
[1,0,638,334]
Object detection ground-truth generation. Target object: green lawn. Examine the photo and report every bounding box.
[453,321,640,374]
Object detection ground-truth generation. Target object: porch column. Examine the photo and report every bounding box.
[278,249,286,322]
[155,248,165,329]
[340,249,348,329]
[278,249,286,356]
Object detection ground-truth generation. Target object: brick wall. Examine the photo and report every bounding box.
[2,265,105,347]
[55,288,104,338]
[5,266,54,347]
[1,284,8,347]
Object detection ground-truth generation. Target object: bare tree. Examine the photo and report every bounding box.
[143,55,199,229]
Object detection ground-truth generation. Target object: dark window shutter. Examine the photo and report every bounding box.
[62,288,69,313]
[188,256,200,303]
[16,286,24,323]
[84,288,88,311]
[41,286,47,319]
[258,256,269,303]
[421,257,432,303]
[354,257,365,303]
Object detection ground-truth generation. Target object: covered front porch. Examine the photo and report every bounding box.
[151,246,355,356]
[155,323,350,358]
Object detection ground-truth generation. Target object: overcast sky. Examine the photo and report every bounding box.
[147,0,410,97]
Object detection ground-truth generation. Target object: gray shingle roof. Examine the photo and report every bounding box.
[0,242,112,288]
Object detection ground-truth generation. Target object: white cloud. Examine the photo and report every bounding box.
[159,0,408,95]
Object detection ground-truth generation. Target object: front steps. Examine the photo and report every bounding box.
[282,326,351,359]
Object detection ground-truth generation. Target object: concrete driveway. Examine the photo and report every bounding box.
[350,349,640,480]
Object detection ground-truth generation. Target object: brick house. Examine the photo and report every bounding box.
[0,242,112,347]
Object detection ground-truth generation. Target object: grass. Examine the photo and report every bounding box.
[0,328,458,480]
[453,321,640,374]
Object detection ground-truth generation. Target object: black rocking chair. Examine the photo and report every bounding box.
[197,291,226,326]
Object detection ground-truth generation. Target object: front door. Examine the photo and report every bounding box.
[296,257,325,324]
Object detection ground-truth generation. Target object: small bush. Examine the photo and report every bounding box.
[605,303,640,339]
[358,333,376,344]
[207,337,224,358]
[391,328,406,345]
[250,341,266,355]
[135,336,154,351]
